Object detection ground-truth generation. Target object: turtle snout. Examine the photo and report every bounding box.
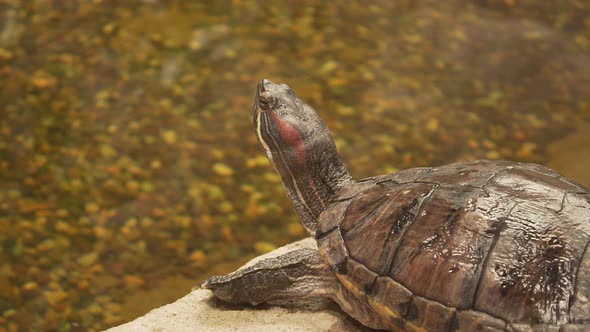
[259,79,271,93]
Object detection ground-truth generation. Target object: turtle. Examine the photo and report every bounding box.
[201,79,590,331]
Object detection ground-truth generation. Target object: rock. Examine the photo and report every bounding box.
[123,275,145,288]
[188,250,206,264]
[44,290,68,307]
[104,238,369,332]
[22,281,38,292]
[253,241,276,254]
[104,288,366,332]
[160,130,177,145]
[211,163,234,177]
[77,252,99,267]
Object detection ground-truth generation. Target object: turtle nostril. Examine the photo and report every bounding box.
[259,79,270,93]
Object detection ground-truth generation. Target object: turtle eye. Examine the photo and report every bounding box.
[259,94,273,110]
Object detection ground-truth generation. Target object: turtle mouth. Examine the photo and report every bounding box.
[255,79,273,109]
[254,78,269,103]
[253,80,264,127]
[258,79,268,94]
[253,79,275,130]
[253,79,274,156]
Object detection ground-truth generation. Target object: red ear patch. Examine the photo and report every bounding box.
[270,112,306,164]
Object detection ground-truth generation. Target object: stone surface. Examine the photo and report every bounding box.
[105,238,370,332]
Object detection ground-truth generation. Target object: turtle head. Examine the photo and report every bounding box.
[252,79,352,235]
[253,79,327,167]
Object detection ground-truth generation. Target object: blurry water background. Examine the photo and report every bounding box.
[0,1,589,331]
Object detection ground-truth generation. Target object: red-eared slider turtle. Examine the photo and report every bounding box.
[201,79,590,331]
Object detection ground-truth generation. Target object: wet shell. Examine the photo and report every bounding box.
[316,160,590,331]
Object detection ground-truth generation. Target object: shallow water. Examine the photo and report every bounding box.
[0,1,589,331]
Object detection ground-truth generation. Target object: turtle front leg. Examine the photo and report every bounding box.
[199,238,336,306]
[200,238,391,330]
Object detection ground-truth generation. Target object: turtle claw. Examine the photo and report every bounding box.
[192,279,209,291]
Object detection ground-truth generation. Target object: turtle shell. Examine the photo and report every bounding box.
[316,160,590,331]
